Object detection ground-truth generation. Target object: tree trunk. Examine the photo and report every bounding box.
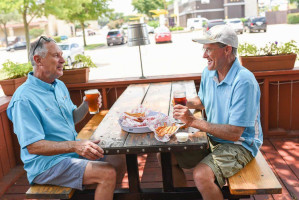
[81,21,86,47]
[0,23,9,47]
[23,9,30,61]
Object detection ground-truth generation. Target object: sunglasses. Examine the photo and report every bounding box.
[32,36,55,56]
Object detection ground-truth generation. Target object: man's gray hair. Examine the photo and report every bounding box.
[29,38,55,71]
[216,42,237,56]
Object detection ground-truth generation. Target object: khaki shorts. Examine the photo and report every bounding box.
[174,138,253,188]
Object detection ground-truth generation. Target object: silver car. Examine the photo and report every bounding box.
[106,29,127,46]
[58,42,84,66]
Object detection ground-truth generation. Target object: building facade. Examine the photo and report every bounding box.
[169,0,258,27]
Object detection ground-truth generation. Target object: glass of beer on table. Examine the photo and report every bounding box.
[173,86,187,123]
[84,89,100,114]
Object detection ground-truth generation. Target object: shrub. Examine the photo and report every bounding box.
[1,60,32,80]
[238,40,299,60]
[64,54,97,70]
[169,26,184,31]
[53,36,61,43]
[29,28,44,39]
[148,20,159,28]
[287,13,299,24]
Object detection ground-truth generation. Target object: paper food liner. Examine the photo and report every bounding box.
[148,116,180,142]
[119,105,150,127]
[119,105,167,129]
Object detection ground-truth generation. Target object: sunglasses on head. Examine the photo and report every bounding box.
[32,36,55,56]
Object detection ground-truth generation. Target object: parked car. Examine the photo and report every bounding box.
[225,18,244,34]
[187,17,208,31]
[244,16,267,33]
[154,26,172,44]
[203,19,226,32]
[146,24,155,34]
[106,29,127,46]
[58,42,84,66]
[6,42,27,51]
[86,29,96,36]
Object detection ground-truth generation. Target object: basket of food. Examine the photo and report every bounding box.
[119,105,166,133]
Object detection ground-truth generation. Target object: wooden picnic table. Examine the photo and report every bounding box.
[89,80,209,199]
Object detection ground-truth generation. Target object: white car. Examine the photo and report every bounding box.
[226,18,244,34]
[146,24,155,34]
[187,17,208,31]
[58,42,84,66]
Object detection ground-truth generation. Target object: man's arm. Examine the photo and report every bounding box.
[189,118,244,141]
[173,105,244,141]
[73,100,89,124]
[26,139,104,160]
[187,96,205,110]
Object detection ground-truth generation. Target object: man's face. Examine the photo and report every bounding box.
[38,42,65,82]
[202,43,227,71]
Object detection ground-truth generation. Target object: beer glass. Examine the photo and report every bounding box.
[84,89,100,114]
[173,86,187,124]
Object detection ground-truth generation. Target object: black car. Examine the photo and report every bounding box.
[203,19,226,32]
[244,16,267,33]
[6,42,27,51]
[106,29,127,46]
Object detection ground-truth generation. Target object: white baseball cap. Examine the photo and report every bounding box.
[192,25,238,48]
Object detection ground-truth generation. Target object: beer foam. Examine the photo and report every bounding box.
[84,89,99,95]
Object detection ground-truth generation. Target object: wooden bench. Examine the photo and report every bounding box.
[25,110,109,200]
[228,150,282,195]
[26,108,282,199]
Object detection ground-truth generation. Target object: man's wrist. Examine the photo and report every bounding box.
[186,117,195,127]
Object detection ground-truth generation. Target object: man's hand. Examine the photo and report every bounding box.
[173,104,196,126]
[74,140,104,160]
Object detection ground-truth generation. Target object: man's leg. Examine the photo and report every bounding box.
[193,163,223,200]
[83,161,116,200]
[105,154,127,183]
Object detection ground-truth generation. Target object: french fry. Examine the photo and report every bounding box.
[155,123,178,137]
[124,112,145,117]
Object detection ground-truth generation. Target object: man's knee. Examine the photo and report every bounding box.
[193,163,215,188]
[100,163,117,182]
[85,161,116,184]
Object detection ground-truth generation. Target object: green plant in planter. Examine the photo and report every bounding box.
[63,54,97,70]
[0,60,33,80]
[238,40,299,59]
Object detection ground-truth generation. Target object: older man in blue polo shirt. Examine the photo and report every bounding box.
[7,36,126,200]
[173,25,263,199]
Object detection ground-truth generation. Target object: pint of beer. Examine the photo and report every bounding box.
[84,89,100,114]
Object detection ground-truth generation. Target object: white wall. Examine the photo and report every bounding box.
[245,0,258,17]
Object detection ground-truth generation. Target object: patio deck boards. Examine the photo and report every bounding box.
[0,137,298,200]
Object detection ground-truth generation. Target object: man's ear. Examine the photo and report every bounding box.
[224,46,232,55]
[33,55,42,66]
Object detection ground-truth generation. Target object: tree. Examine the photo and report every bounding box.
[10,0,48,59]
[290,0,299,8]
[56,0,113,46]
[0,2,20,47]
[132,0,164,17]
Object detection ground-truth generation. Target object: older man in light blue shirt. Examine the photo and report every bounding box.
[7,36,125,200]
[173,25,263,200]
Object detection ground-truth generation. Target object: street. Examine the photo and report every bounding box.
[1,24,299,81]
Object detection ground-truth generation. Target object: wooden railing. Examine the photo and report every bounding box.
[0,69,298,182]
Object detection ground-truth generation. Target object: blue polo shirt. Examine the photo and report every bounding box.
[7,72,79,184]
[198,59,263,157]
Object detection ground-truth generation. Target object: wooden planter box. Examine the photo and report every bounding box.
[239,53,297,72]
[0,76,27,96]
[58,68,90,84]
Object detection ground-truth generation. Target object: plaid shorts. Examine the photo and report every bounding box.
[33,156,106,190]
[174,138,254,187]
